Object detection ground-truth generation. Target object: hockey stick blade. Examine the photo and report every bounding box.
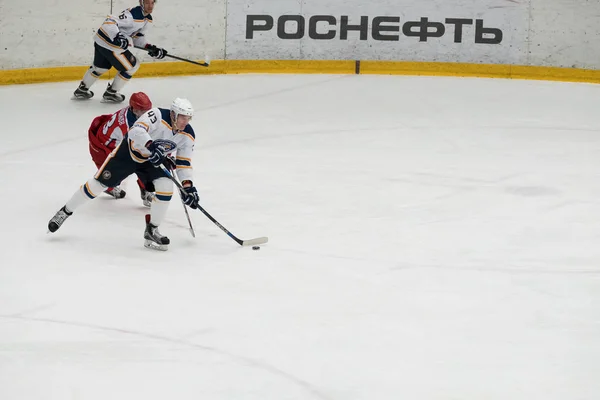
[208,214,268,247]
[157,165,265,246]
[242,237,269,246]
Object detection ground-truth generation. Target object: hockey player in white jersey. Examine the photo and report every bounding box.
[73,0,168,103]
[48,98,199,251]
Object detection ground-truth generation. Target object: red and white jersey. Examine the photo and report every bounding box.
[91,107,138,150]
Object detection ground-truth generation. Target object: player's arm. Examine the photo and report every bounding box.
[175,141,194,184]
[97,11,133,50]
[126,111,156,163]
[132,25,149,48]
[140,21,167,59]
[176,132,200,208]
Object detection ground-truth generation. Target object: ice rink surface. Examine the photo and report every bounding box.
[1,73,599,399]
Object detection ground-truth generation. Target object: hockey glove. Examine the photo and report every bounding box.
[181,182,200,209]
[146,44,168,59]
[114,33,130,50]
[147,141,166,166]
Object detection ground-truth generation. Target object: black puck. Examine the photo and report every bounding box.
[252,246,260,250]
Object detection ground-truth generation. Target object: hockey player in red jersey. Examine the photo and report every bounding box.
[88,91,155,205]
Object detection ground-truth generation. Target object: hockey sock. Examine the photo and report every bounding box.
[82,66,108,89]
[65,179,106,212]
[109,74,129,92]
[149,178,173,226]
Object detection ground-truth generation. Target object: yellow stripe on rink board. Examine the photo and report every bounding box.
[220,60,356,75]
[133,60,356,77]
[2,60,600,85]
[0,65,117,85]
[359,61,600,83]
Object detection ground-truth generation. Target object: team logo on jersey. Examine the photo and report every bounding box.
[102,170,112,180]
[153,139,177,152]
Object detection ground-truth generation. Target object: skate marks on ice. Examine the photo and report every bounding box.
[0,312,332,400]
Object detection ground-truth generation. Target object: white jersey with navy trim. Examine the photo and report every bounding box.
[126,107,196,183]
[94,6,152,53]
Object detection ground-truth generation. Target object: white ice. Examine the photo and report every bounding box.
[1,73,600,400]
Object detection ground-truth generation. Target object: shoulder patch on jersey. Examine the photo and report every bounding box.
[126,108,137,128]
[159,108,171,125]
[182,124,196,139]
[133,121,150,131]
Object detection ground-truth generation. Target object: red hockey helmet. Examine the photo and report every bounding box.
[129,92,152,112]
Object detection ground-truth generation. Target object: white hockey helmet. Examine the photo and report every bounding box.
[171,98,194,118]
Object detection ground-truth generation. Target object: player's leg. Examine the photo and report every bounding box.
[136,155,174,207]
[48,143,134,232]
[73,44,112,100]
[135,172,156,207]
[149,177,173,227]
[103,185,127,199]
[138,165,174,250]
[102,50,141,103]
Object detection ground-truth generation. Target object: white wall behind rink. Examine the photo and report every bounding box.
[0,0,226,70]
[0,0,598,70]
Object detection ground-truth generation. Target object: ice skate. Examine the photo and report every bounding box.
[143,214,169,251]
[101,83,125,103]
[48,206,73,233]
[72,81,94,100]
[104,186,126,199]
[140,188,155,207]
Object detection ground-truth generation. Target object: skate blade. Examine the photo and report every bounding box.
[100,98,125,104]
[144,239,169,251]
[71,96,93,101]
[142,199,153,207]
[104,191,126,199]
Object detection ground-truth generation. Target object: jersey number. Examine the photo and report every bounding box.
[102,113,118,136]
[148,111,157,124]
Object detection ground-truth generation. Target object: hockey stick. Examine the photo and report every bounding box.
[158,165,268,247]
[135,46,210,67]
[156,165,196,237]
[178,188,196,238]
[150,141,195,237]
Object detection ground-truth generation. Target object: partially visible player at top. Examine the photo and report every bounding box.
[88,91,155,205]
[73,0,168,103]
